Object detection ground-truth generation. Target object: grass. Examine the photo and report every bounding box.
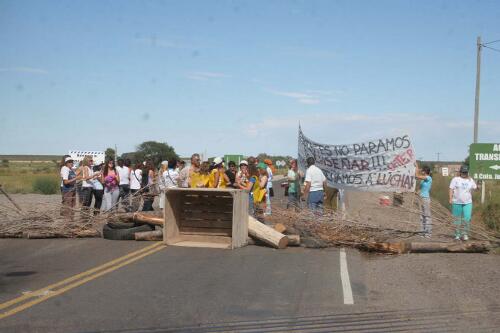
[0,154,60,162]
[0,161,60,194]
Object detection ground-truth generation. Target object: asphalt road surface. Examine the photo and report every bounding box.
[1,182,500,332]
[1,238,499,333]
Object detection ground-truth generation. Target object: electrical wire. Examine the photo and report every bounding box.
[483,45,500,53]
[483,39,500,45]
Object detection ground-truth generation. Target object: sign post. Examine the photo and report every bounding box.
[469,143,500,204]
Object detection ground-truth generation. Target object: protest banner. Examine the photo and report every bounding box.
[298,127,416,192]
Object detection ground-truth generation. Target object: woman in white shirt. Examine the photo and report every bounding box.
[129,162,143,212]
[158,161,168,210]
[449,165,477,241]
[79,156,97,211]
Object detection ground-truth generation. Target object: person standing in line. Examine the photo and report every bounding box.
[158,161,168,210]
[191,161,211,188]
[178,154,201,188]
[263,159,274,215]
[59,154,71,205]
[225,161,238,188]
[242,163,267,217]
[79,156,96,211]
[91,163,104,215]
[416,164,433,238]
[449,165,477,241]
[235,160,249,189]
[101,159,120,212]
[60,157,80,219]
[286,159,302,210]
[129,162,143,212]
[163,160,179,189]
[303,157,326,213]
[142,160,156,211]
[116,158,131,211]
[209,157,230,188]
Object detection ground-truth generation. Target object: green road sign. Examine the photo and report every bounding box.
[469,143,500,181]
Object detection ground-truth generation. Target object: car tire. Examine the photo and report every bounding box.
[107,221,136,229]
[102,224,154,241]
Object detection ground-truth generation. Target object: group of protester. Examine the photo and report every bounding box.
[58,153,283,218]
[59,152,478,241]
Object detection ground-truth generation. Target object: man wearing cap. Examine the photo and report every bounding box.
[449,165,477,241]
[303,157,326,213]
[60,157,80,219]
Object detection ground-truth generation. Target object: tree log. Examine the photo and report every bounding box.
[135,230,163,241]
[24,232,59,239]
[286,234,300,246]
[117,212,164,226]
[248,216,288,249]
[358,241,491,254]
[409,241,490,253]
[273,223,287,234]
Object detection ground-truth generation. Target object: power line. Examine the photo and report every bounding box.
[483,39,500,45]
[483,45,500,53]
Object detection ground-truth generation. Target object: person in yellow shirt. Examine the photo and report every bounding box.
[209,157,230,188]
[191,161,210,188]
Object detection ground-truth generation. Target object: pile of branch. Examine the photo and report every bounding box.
[266,193,499,253]
[0,208,102,239]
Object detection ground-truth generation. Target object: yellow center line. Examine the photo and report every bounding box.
[0,242,163,311]
[0,244,166,320]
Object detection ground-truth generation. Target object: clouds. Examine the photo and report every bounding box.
[0,67,48,75]
[185,71,230,81]
[268,89,340,105]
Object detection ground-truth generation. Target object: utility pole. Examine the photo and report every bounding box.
[436,152,441,162]
[473,36,485,204]
[474,36,481,143]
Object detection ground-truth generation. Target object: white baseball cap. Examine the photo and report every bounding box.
[239,160,248,166]
[213,157,223,165]
[161,160,168,166]
[65,157,74,163]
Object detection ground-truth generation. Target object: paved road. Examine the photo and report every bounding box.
[1,238,499,332]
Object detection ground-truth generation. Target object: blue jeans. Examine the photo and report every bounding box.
[308,190,324,212]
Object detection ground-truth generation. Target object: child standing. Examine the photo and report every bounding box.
[416,164,432,238]
[449,165,477,241]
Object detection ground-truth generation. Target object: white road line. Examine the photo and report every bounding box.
[340,248,354,305]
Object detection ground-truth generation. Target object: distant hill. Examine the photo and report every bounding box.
[0,155,61,162]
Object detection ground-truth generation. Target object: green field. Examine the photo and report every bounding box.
[0,155,61,162]
[0,160,60,194]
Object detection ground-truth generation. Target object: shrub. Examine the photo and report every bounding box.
[1,159,8,167]
[33,176,59,194]
[481,203,500,232]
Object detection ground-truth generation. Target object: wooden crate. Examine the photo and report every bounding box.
[163,188,249,249]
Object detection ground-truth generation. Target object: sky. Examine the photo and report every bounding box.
[0,0,499,161]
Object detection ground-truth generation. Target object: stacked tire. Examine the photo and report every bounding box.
[102,221,154,240]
